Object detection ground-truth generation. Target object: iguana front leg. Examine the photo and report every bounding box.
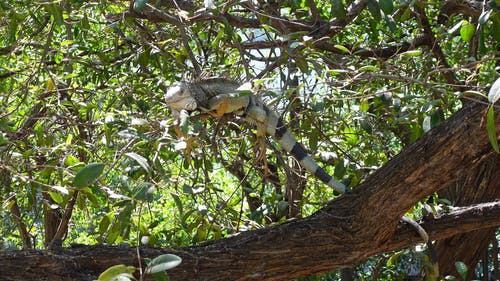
[171,109,198,161]
[206,94,269,165]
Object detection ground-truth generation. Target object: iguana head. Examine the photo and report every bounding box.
[165,81,198,112]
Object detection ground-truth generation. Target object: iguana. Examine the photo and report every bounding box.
[164,79,435,267]
[164,78,346,194]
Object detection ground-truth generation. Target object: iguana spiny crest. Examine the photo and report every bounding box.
[164,78,346,194]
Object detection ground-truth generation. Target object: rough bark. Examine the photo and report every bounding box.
[435,155,500,279]
[1,201,499,281]
[0,100,499,281]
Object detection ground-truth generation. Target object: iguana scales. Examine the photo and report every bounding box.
[164,78,346,194]
[164,79,434,262]
[164,78,441,274]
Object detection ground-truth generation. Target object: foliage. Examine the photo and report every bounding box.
[0,0,498,279]
[98,254,182,281]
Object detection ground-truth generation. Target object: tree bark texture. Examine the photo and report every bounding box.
[435,154,500,279]
[1,101,499,281]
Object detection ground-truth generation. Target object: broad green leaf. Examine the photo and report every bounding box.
[151,271,169,281]
[145,254,182,274]
[486,106,499,153]
[492,13,500,43]
[360,99,370,112]
[107,220,121,244]
[295,56,309,73]
[366,0,381,21]
[334,160,346,179]
[327,69,350,76]
[64,155,81,167]
[204,0,215,10]
[334,44,350,54]
[211,29,224,48]
[125,152,151,175]
[133,0,147,12]
[455,261,468,280]
[488,77,500,104]
[460,22,475,42]
[384,14,397,31]
[49,191,64,205]
[72,163,105,188]
[282,31,309,41]
[478,10,492,25]
[330,0,346,19]
[309,129,318,151]
[263,24,281,35]
[99,212,113,235]
[379,0,394,14]
[133,182,155,202]
[47,78,56,91]
[98,264,135,281]
[81,187,99,207]
[170,192,183,215]
[358,65,378,72]
[401,50,422,57]
[44,4,64,26]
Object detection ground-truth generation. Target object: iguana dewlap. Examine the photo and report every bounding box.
[164,79,346,194]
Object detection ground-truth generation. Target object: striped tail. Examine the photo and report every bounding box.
[244,103,346,194]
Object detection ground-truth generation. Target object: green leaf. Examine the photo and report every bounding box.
[99,212,113,235]
[133,0,148,12]
[125,152,151,175]
[455,261,468,280]
[49,191,65,205]
[334,160,346,179]
[151,271,169,281]
[488,77,500,104]
[145,254,182,274]
[107,220,121,244]
[170,192,183,215]
[72,163,105,188]
[492,13,500,44]
[282,31,309,41]
[358,65,378,72]
[295,56,309,73]
[44,4,64,26]
[133,182,155,202]
[64,155,80,167]
[334,44,350,54]
[478,10,492,25]
[400,50,422,57]
[460,22,475,42]
[330,0,346,19]
[98,264,135,281]
[367,0,381,21]
[486,106,499,153]
[379,0,394,14]
[360,99,370,112]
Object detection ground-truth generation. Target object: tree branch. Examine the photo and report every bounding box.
[1,99,498,281]
[1,201,499,281]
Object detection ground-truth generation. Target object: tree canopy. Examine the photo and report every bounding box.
[1,0,499,280]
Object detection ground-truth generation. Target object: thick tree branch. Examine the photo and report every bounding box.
[1,201,499,281]
[1,100,498,281]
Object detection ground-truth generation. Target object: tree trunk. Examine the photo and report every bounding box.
[0,101,498,281]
